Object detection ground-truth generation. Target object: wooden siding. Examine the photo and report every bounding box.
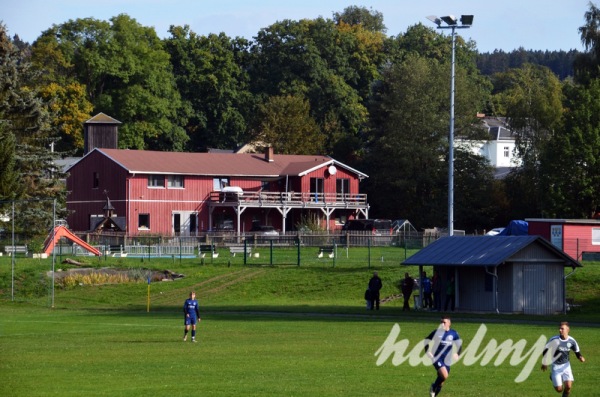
[497,262,564,315]
[528,221,551,239]
[528,220,600,260]
[66,151,129,231]
[84,124,118,154]
[456,268,495,312]
[563,224,600,260]
[66,150,368,235]
[457,243,568,314]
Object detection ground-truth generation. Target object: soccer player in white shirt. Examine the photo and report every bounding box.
[541,322,585,396]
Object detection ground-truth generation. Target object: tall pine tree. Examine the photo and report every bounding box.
[0,23,66,238]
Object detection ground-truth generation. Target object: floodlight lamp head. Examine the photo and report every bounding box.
[440,15,458,25]
[426,15,442,27]
[460,15,474,26]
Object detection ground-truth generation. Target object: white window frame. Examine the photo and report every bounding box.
[167,175,184,188]
[592,228,600,245]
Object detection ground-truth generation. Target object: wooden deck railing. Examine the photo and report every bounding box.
[208,191,367,207]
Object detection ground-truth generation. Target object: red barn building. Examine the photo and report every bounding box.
[65,147,369,236]
[526,218,600,261]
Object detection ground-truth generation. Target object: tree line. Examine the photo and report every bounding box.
[2,3,600,237]
[477,49,579,80]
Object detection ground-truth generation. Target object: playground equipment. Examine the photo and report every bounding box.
[43,226,102,256]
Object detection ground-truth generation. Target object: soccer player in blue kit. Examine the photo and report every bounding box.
[424,316,462,397]
[541,322,585,397]
[183,291,201,342]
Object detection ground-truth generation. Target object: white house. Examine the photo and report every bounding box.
[456,116,520,178]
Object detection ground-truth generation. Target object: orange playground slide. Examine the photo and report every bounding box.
[44,225,102,256]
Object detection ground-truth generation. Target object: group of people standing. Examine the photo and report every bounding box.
[398,270,455,312]
[420,270,455,312]
[364,269,457,312]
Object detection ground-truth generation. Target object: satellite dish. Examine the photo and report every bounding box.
[328,165,337,175]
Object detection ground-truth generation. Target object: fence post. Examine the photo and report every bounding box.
[297,235,301,266]
[332,241,336,268]
[243,239,248,265]
[270,239,273,265]
[368,238,371,269]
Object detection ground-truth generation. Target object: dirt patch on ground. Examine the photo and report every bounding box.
[48,267,184,281]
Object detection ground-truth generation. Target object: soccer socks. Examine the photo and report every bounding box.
[432,375,444,389]
[431,376,444,396]
[192,330,196,338]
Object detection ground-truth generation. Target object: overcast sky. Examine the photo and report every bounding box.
[1,0,593,53]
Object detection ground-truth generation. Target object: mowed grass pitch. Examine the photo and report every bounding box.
[0,258,599,396]
[1,307,598,397]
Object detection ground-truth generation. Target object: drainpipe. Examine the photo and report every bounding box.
[485,265,499,314]
[563,266,578,315]
[127,174,135,239]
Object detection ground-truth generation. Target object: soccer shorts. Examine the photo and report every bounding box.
[550,362,574,387]
[184,316,198,326]
[432,359,451,374]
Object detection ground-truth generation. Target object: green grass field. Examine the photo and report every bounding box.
[1,253,598,396]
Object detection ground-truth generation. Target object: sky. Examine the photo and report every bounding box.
[1,0,593,53]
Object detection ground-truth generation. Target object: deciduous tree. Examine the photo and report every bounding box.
[165,26,251,151]
[255,94,323,155]
[33,14,188,151]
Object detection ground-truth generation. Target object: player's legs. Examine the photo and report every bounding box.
[560,367,574,396]
[561,380,573,396]
[431,363,449,396]
[551,363,573,394]
[184,318,191,341]
[191,318,198,341]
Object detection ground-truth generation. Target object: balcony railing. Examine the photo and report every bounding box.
[208,191,367,207]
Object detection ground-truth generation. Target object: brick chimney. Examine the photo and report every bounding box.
[265,146,274,162]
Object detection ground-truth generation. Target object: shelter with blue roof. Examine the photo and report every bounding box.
[402,236,581,315]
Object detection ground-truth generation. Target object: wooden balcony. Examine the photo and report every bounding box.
[208,191,368,210]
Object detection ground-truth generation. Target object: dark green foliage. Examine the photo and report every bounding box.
[478,48,578,80]
[574,2,600,84]
[0,24,65,235]
[33,15,188,151]
[538,80,600,218]
[333,5,387,33]
[0,126,22,199]
[164,26,252,151]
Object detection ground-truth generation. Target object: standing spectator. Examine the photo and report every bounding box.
[421,271,433,309]
[183,291,201,342]
[432,270,442,311]
[368,272,383,310]
[425,316,462,396]
[541,322,585,396]
[401,272,415,311]
[444,276,456,312]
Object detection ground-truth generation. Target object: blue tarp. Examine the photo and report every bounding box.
[497,220,528,236]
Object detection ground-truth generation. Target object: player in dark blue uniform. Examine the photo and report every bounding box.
[424,316,462,397]
[183,291,201,342]
[541,322,585,396]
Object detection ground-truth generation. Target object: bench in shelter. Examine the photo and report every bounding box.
[199,244,219,258]
[229,246,251,257]
[4,245,28,256]
[317,246,335,258]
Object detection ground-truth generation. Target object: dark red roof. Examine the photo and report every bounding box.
[72,148,367,178]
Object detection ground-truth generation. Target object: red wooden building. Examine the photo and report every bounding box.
[65,147,370,236]
[526,218,600,260]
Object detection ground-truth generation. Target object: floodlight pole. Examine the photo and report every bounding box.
[449,26,456,237]
[427,15,473,237]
